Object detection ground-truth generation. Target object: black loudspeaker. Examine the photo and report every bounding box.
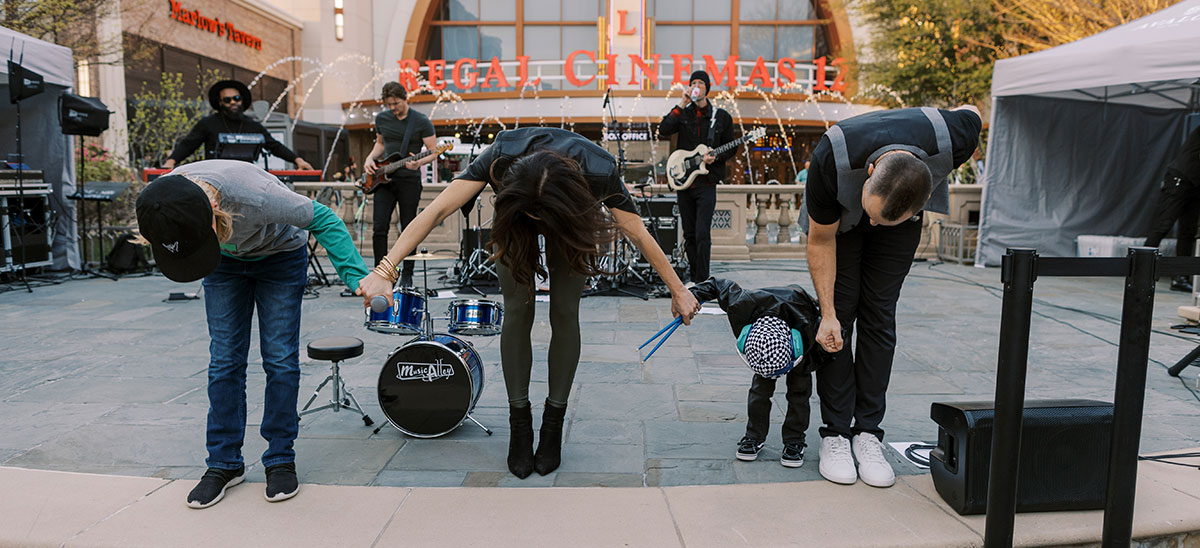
[2,195,52,268]
[929,399,1113,516]
[59,93,110,136]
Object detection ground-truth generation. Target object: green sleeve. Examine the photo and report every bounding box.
[304,200,369,291]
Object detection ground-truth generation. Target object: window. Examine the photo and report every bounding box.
[423,0,602,92]
[654,0,829,69]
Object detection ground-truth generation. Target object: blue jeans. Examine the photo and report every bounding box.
[201,245,308,470]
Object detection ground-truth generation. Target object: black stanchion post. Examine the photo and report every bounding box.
[984,247,1037,548]
[1100,246,1157,547]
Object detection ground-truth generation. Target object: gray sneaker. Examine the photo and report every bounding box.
[186,466,245,509]
[265,462,299,502]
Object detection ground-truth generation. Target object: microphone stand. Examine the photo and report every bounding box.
[584,88,647,300]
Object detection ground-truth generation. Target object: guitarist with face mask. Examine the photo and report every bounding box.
[363,82,437,287]
[658,70,737,284]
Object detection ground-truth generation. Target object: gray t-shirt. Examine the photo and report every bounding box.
[375,108,436,181]
[171,159,312,258]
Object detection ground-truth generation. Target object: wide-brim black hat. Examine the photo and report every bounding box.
[208,80,252,111]
[135,175,221,283]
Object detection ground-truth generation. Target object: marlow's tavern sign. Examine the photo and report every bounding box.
[167,0,265,51]
[396,52,848,92]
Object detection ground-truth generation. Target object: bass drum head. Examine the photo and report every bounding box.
[377,337,478,438]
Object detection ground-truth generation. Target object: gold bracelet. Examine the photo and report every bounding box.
[379,256,396,273]
[373,264,398,284]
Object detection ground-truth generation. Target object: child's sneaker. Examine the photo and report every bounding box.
[735,436,765,461]
[780,443,805,468]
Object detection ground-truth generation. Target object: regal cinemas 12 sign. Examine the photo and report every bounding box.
[168,0,264,51]
[396,53,848,93]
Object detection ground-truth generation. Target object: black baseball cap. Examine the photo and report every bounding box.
[135,175,220,282]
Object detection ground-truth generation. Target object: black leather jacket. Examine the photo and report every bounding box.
[458,127,634,215]
[689,277,834,373]
[658,102,737,183]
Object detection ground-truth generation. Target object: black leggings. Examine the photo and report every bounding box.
[496,242,588,408]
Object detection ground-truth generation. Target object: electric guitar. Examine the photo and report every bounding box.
[666,127,767,191]
[359,141,454,194]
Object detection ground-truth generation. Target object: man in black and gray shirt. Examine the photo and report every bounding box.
[364,82,437,287]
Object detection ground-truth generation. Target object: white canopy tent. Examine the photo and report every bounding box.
[975,0,1200,266]
[0,25,79,270]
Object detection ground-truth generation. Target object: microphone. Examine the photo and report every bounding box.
[369,295,390,313]
[602,87,611,108]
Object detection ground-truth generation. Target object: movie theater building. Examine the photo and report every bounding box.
[342,0,879,187]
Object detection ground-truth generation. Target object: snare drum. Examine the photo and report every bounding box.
[377,334,484,437]
[364,288,426,335]
[447,299,504,336]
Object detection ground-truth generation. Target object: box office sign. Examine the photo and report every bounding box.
[168,0,264,51]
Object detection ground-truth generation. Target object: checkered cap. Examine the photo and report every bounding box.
[743,316,794,378]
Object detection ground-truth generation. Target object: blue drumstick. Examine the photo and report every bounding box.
[639,316,683,350]
[642,320,682,363]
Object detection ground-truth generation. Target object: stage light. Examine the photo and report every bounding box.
[60,93,110,136]
[7,60,44,104]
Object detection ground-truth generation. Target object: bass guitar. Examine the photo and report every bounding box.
[359,141,454,194]
[666,127,766,190]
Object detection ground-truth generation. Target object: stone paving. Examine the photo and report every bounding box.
[1,259,1198,490]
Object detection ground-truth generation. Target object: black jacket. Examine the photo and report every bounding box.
[168,113,299,164]
[458,127,635,216]
[658,101,737,184]
[689,277,834,373]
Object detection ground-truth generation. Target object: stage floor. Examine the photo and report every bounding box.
[2,259,1199,545]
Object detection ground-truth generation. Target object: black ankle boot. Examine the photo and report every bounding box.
[507,404,535,479]
[534,400,567,476]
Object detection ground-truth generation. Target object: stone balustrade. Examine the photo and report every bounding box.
[293,182,983,264]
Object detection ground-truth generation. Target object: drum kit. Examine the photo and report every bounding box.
[587,171,687,297]
[364,249,504,438]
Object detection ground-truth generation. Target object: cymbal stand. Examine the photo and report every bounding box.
[456,197,496,296]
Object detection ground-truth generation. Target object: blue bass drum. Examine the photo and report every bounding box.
[377,334,484,437]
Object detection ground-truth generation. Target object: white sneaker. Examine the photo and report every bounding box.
[852,434,896,488]
[818,436,857,484]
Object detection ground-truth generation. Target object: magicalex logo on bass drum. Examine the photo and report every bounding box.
[395,359,456,382]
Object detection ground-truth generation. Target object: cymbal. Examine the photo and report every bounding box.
[403,250,457,261]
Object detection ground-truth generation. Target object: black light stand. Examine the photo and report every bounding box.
[6,51,46,292]
[60,92,112,279]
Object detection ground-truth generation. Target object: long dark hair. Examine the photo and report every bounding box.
[488,150,617,289]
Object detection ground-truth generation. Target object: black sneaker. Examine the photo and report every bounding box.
[781,443,806,468]
[186,466,245,509]
[1170,275,1194,293]
[736,436,765,461]
[265,462,299,502]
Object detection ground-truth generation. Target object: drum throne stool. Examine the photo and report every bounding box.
[301,337,374,426]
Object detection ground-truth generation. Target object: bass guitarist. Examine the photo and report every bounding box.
[658,70,736,284]
[364,82,437,287]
